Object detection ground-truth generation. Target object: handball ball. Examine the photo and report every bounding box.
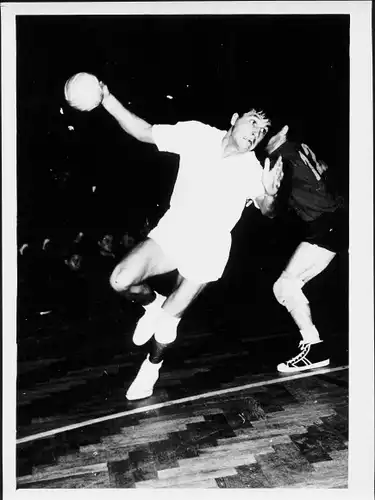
[64,72,102,111]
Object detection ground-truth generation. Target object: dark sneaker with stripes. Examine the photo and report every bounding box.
[277,341,330,374]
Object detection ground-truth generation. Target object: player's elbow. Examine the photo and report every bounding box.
[135,124,155,144]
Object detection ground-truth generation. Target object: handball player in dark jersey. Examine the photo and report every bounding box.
[259,125,347,373]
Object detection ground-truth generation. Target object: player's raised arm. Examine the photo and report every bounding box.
[100,83,155,144]
[64,73,155,144]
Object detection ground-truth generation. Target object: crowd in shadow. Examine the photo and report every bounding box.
[17,220,153,331]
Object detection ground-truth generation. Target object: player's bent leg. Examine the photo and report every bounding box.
[273,272,314,334]
[273,242,335,373]
[109,238,177,345]
[109,238,176,292]
[126,338,169,401]
[126,275,207,400]
[132,291,167,346]
[162,274,207,318]
[156,275,207,342]
[281,241,336,283]
[296,243,336,284]
[273,242,336,335]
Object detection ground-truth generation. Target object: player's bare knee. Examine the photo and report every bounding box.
[109,268,121,291]
[273,278,286,305]
[109,266,131,292]
[273,274,308,311]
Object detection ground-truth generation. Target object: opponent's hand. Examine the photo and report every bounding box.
[262,156,284,196]
[266,125,289,154]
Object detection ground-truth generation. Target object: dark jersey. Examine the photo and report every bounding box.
[269,141,340,222]
[269,141,347,252]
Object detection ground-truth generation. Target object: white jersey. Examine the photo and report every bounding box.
[152,120,264,234]
[148,120,265,283]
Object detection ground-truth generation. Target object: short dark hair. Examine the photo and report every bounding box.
[239,109,271,130]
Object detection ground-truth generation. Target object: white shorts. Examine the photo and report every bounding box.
[148,210,232,284]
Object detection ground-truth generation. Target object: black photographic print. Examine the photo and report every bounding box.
[2,1,373,496]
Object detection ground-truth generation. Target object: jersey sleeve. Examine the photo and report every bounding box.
[152,121,206,154]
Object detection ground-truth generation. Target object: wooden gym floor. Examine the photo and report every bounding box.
[16,235,349,488]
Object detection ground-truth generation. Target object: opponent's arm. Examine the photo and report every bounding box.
[100,83,155,144]
[255,156,283,218]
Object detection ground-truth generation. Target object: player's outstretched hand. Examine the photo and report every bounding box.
[266,124,289,154]
[262,156,284,196]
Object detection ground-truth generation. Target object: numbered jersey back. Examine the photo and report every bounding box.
[271,141,339,222]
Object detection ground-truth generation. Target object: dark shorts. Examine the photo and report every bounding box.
[303,209,348,253]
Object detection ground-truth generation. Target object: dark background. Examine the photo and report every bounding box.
[16,14,349,337]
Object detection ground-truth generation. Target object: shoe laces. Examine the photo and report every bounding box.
[287,341,311,363]
[298,340,311,349]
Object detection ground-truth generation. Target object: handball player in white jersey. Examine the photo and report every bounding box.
[99,83,282,400]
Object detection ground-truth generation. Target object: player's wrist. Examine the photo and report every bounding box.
[101,92,116,110]
[263,185,276,197]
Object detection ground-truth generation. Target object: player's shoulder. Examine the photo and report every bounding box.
[175,121,224,143]
[176,120,220,133]
[271,141,305,165]
[278,141,301,156]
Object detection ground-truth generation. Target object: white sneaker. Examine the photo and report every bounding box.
[126,355,163,401]
[132,292,166,346]
[277,341,330,374]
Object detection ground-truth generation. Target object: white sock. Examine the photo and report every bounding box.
[154,309,181,344]
[300,325,321,344]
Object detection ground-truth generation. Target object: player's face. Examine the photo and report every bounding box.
[231,113,268,152]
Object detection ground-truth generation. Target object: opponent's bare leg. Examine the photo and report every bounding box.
[126,274,207,400]
[273,241,336,373]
